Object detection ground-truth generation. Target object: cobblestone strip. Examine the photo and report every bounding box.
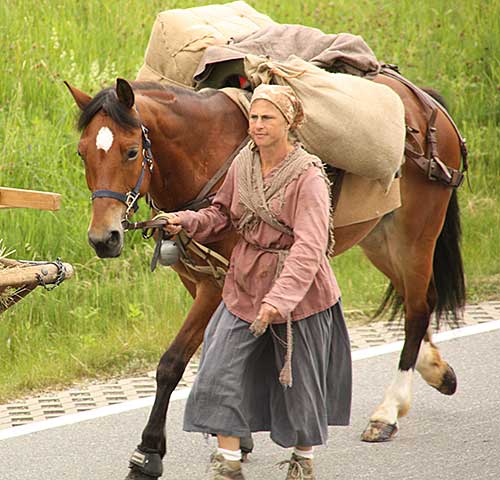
[1,302,498,430]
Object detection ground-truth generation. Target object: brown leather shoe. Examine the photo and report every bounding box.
[278,452,315,480]
[208,453,245,480]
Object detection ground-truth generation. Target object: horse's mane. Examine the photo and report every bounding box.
[78,87,137,131]
[78,82,217,132]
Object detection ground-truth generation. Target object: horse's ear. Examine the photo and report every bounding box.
[64,81,91,111]
[116,78,135,109]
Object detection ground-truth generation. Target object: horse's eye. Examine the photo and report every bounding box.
[127,148,139,161]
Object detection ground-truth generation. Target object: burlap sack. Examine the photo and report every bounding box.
[244,54,406,189]
[221,87,401,227]
[136,1,275,88]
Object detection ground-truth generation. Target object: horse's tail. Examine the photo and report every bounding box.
[375,87,466,325]
[431,189,466,325]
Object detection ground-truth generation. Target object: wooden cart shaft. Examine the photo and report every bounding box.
[0,187,61,211]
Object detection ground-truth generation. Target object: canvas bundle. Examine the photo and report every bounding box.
[136,1,274,87]
[244,54,406,189]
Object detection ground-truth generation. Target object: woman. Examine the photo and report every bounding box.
[164,84,352,480]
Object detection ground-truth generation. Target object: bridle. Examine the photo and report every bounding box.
[91,112,154,220]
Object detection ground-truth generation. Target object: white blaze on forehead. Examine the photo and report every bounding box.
[96,127,114,152]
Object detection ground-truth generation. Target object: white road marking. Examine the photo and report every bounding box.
[1,319,500,441]
[96,126,114,152]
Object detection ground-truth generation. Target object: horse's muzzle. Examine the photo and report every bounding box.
[88,229,123,258]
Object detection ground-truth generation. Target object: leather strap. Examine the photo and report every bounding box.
[380,66,467,188]
[180,136,250,211]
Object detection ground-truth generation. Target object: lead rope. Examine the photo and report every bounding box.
[278,313,293,387]
[250,247,294,388]
[273,251,293,388]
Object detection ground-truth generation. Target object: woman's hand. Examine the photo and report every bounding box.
[163,212,182,235]
[249,303,282,337]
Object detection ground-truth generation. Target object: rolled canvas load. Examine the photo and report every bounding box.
[244,54,406,189]
[136,1,275,87]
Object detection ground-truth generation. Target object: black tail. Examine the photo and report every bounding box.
[431,189,466,325]
[373,283,403,322]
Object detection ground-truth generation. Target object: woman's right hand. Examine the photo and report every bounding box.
[163,212,182,235]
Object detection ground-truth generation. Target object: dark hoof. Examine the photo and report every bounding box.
[125,466,158,480]
[360,420,398,442]
[128,448,163,479]
[435,363,457,395]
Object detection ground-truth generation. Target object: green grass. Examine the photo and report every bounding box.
[0,0,498,401]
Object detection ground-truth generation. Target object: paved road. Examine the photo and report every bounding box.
[1,327,499,480]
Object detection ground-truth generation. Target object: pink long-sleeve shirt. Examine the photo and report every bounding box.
[177,151,341,324]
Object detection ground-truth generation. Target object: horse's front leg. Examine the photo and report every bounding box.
[126,278,221,480]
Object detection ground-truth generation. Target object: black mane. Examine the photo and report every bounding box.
[78,87,140,131]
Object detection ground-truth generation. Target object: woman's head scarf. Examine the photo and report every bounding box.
[250,84,304,130]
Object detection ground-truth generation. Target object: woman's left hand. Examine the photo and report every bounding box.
[249,303,282,337]
[162,212,182,235]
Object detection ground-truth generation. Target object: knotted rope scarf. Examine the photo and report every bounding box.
[236,143,335,387]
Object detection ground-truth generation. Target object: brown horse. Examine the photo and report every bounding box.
[65,73,466,479]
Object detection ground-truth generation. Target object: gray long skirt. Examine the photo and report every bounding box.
[183,301,352,448]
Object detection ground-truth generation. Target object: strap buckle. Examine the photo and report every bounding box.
[125,191,140,216]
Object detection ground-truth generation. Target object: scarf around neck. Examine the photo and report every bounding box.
[236,143,335,257]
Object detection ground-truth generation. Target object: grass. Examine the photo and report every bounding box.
[0,0,498,401]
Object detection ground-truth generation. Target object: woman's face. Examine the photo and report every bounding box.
[249,99,289,149]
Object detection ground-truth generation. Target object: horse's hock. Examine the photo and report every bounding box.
[0,187,74,314]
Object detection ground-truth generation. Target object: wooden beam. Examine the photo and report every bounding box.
[0,261,74,288]
[0,187,61,211]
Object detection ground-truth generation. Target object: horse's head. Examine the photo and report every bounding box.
[65,79,152,258]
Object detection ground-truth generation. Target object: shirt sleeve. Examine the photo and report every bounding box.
[176,162,236,243]
[262,167,330,319]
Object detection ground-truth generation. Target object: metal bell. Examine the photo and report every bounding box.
[158,239,181,266]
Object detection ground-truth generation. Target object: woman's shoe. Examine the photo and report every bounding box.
[208,453,245,479]
[278,452,315,480]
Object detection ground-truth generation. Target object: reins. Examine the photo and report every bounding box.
[121,134,250,278]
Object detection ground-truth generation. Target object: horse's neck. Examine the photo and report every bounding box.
[137,91,246,211]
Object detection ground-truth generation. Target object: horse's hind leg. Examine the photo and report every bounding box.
[126,278,221,480]
[358,194,451,442]
[356,214,414,442]
[416,328,457,395]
